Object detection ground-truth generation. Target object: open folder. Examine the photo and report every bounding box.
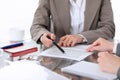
[61,61,117,80]
[39,45,93,61]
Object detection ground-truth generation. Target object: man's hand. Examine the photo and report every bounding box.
[86,38,114,52]
[97,52,120,74]
[58,34,83,47]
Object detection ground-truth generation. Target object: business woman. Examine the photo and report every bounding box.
[30,1,115,79]
[31,0,115,47]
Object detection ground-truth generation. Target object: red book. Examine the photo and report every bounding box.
[3,45,38,57]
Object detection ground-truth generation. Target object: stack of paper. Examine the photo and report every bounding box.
[39,45,93,61]
[61,61,117,80]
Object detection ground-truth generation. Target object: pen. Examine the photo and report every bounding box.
[47,36,65,53]
[1,42,23,49]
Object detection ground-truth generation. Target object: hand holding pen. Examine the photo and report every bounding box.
[41,33,56,47]
[41,33,65,53]
[46,36,65,53]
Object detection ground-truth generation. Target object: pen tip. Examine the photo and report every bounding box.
[62,51,65,53]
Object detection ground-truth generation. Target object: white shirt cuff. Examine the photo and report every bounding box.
[113,40,119,53]
[78,34,87,42]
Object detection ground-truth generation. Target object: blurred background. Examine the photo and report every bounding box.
[0,0,119,42]
[0,0,39,42]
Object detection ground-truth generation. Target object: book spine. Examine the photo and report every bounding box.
[10,47,38,57]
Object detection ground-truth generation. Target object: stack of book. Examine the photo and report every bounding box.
[2,42,38,61]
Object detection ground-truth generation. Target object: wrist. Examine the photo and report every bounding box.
[77,34,87,43]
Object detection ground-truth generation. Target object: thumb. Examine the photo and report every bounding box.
[50,33,56,40]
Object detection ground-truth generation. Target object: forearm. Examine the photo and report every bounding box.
[81,26,114,44]
[31,25,49,43]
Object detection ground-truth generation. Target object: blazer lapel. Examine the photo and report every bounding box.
[84,0,101,31]
[54,0,71,34]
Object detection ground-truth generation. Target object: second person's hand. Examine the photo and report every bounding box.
[86,38,114,52]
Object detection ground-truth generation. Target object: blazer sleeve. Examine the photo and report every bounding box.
[81,0,115,44]
[117,67,120,79]
[30,0,51,43]
[116,43,120,57]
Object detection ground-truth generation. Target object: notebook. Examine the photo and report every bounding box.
[61,61,117,80]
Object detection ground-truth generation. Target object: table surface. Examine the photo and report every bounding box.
[0,40,94,80]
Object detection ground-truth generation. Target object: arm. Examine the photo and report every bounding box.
[81,0,115,44]
[30,0,51,43]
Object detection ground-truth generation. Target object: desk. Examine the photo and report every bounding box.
[54,68,93,80]
[0,40,69,80]
[0,40,94,80]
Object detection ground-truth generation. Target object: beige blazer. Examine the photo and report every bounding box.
[31,0,115,44]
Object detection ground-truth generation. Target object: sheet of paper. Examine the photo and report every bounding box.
[0,61,69,80]
[61,61,117,80]
[39,45,93,61]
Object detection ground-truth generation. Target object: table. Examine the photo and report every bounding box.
[0,39,94,80]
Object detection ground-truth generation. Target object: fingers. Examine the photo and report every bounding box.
[41,33,56,47]
[97,52,109,63]
[87,38,105,52]
[58,35,80,47]
[98,51,110,57]
[58,35,67,46]
[89,46,101,52]
[63,35,71,47]
[46,33,56,41]
[86,41,100,52]
[58,35,69,47]
[97,52,104,63]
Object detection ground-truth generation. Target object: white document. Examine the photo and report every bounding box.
[0,61,69,80]
[61,61,117,80]
[39,45,93,61]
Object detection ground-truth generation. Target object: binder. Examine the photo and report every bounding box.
[3,45,38,57]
